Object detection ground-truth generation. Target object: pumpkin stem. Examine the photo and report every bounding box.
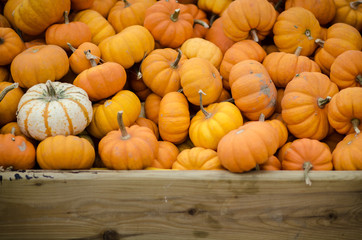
[294,46,302,56]
[221,98,235,103]
[350,1,362,10]
[198,89,212,119]
[258,113,265,122]
[170,9,180,22]
[0,37,4,44]
[170,49,183,69]
[305,29,313,40]
[45,80,58,101]
[209,14,218,26]
[0,82,19,102]
[351,118,361,135]
[194,19,209,29]
[84,50,98,67]
[117,111,131,140]
[64,11,69,24]
[315,39,324,48]
[317,96,331,109]
[122,0,131,7]
[178,88,183,93]
[356,74,362,86]
[303,161,313,186]
[67,42,77,52]
[250,29,259,42]
[137,52,148,80]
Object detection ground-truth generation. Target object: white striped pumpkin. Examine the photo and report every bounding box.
[17,80,93,141]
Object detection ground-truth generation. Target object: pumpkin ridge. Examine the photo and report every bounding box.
[22,103,35,138]
[58,101,74,135]
[43,102,52,137]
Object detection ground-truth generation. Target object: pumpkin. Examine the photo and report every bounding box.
[36,135,95,170]
[140,48,187,97]
[10,45,69,89]
[314,23,362,75]
[89,0,117,18]
[229,60,277,120]
[330,50,362,89]
[143,0,194,48]
[107,0,156,33]
[17,80,93,141]
[1,121,36,144]
[333,0,362,31]
[277,141,292,163]
[217,121,279,173]
[144,93,161,124]
[127,65,152,101]
[0,127,35,170]
[3,0,22,28]
[24,38,46,49]
[323,130,345,152]
[98,25,154,69]
[13,0,71,36]
[216,88,232,102]
[0,82,23,127]
[183,3,209,38]
[285,0,336,25]
[151,141,179,169]
[172,147,224,170]
[98,111,159,170]
[282,138,333,185]
[68,42,101,75]
[260,156,282,170]
[180,38,223,69]
[197,0,232,15]
[179,57,223,106]
[327,87,362,135]
[131,117,159,139]
[281,72,339,140]
[73,9,116,45]
[0,14,11,28]
[45,11,92,51]
[71,0,95,11]
[262,46,321,88]
[332,133,362,170]
[220,40,267,89]
[262,44,279,54]
[205,17,235,55]
[87,90,141,139]
[0,66,10,82]
[267,118,289,149]
[158,91,190,144]
[176,137,194,152]
[273,7,321,56]
[73,51,127,102]
[222,0,278,42]
[189,89,243,150]
[0,27,25,66]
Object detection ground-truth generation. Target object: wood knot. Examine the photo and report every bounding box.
[188,208,199,216]
[103,230,120,240]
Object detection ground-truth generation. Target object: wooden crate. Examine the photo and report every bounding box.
[0,170,361,240]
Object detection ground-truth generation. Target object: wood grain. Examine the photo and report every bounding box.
[0,170,361,240]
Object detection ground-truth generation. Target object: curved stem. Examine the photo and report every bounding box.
[303,161,313,186]
[170,9,180,22]
[0,83,19,102]
[117,111,131,140]
[250,29,259,42]
[317,96,331,109]
[123,0,131,7]
[45,80,58,101]
[351,118,360,135]
[350,1,362,10]
[194,19,209,29]
[137,52,148,80]
[84,50,98,67]
[315,39,324,48]
[198,89,212,119]
[305,29,313,40]
[209,14,218,26]
[221,98,235,103]
[64,11,69,24]
[356,74,362,86]
[67,42,77,52]
[294,46,302,56]
[170,49,182,69]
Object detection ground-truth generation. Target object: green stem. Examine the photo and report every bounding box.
[170,9,180,22]
[117,111,131,140]
[250,29,259,42]
[317,96,331,109]
[45,80,58,101]
[0,83,19,102]
[351,118,360,135]
[84,50,98,67]
[198,90,212,119]
[303,161,313,186]
[170,49,182,69]
[315,39,324,48]
[350,1,362,10]
[356,75,362,86]
[209,14,218,26]
[194,19,209,29]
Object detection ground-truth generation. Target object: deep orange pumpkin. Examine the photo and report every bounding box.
[332,133,362,170]
[0,27,25,66]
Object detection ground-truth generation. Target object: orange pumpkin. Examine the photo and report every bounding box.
[172,147,224,170]
[127,65,152,101]
[71,0,95,11]
[0,121,35,144]
[273,7,321,56]
[262,46,321,88]
[323,130,345,152]
[3,0,23,29]
[333,0,362,31]
[275,88,284,114]
[327,87,362,135]
[0,66,10,82]
[68,42,101,75]
[260,156,282,171]
[0,27,25,66]
[144,0,194,48]
[144,93,161,124]
[0,127,35,170]
[330,50,362,89]
[217,121,279,173]
[204,17,235,55]
[267,119,289,149]
[45,11,92,50]
[222,0,278,42]
[179,57,223,106]
[158,91,190,144]
[151,141,179,169]
[332,133,362,170]
[10,45,69,89]
[141,48,187,97]
[282,72,339,140]
[197,0,232,15]
[183,4,209,38]
[98,111,159,170]
[89,0,117,18]
[0,82,23,127]
[229,60,277,120]
[36,135,95,170]
[24,38,46,49]
[0,14,11,28]
[131,117,159,139]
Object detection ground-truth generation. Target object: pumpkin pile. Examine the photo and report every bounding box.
[0,0,361,179]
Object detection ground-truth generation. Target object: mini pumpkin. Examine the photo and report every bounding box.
[172,147,224,170]
[151,141,179,169]
[332,133,362,170]
[204,17,235,55]
[144,93,162,124]
[197,0,232,15]
[89,0,117,18]
[0,27,25,66]
[68,42,101,75]
[333,0,362,31]
[260,156,282,171]
[0,82,23,127]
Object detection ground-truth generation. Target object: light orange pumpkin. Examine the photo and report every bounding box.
[0,14,11,28]
[89,0,117,18]
[0,27,25,66]
[204,17,235,55]
[260,155,282,170]
[151,141,179,169]
[172,147,224,170]
[144,93,161,124]
[68,42,101,75]
[0,82,23,127]
[332,133,362,170]
[333,0,362,31]
[131,117,159,139]
[197,0,232,15]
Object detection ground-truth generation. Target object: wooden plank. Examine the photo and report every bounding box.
[0,170,361,240]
